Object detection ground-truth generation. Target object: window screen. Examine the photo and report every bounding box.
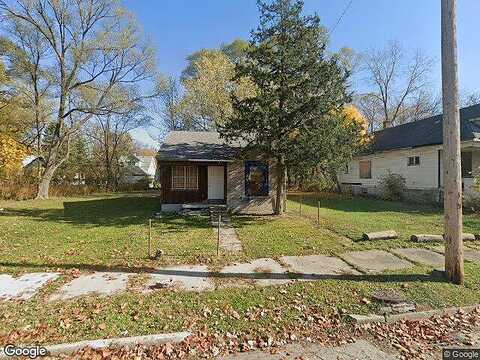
[171,165,198,190]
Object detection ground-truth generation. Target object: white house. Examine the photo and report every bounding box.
[123,155,157,187]
[338,104,480,202]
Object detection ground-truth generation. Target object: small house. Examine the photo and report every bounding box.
[156,131,277,214]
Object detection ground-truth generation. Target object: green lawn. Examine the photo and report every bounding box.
[0,193,217,274]
[234,215,352,258]
[3,262,480,346]
[2,192,480,348]
[232,193,480,257]
[287,193,480,244]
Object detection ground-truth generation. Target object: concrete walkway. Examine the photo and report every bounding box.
[2,247,480,302]
[221,339,399,360]
[211,212,243,252]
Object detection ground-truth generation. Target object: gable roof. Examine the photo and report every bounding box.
[157,131,242,161]
[370,104,480,153]
[135,155,156,175]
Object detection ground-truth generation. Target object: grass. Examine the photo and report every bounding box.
[2,262,480,346]
[233,215,352,258]
[0,193,217,274]
[2,192,480,346]
[287,193,480,247]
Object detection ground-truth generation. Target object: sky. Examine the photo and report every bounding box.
[124,0,480,148]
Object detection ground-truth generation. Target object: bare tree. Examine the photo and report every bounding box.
[86,109,147,191]
[460,90,480,107]
[0,0,159,198]
[155,76,185,132]
[359,41,438,130]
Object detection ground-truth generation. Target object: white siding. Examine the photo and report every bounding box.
[339,146,441,190]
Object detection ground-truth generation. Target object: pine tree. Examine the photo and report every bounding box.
[220,0,350,214]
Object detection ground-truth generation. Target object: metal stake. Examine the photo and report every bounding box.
[317,200,320,225]
[217,214,221,256]
[148,219,152,259]
[299,195,303,216]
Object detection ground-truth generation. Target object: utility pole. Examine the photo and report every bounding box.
[441,0,464,285]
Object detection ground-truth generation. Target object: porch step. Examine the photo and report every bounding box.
[182,203,210,210]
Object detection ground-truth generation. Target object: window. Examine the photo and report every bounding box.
[171,165,198,190]
[245,161,269,197]
[407,156,420,166]
[359,161,372,179]
[461,151,473,178]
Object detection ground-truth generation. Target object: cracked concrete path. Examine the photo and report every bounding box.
[0,272,59,300]
[3,245,480,301]
[49,272,132,301]
[212,213,243,252]
[145,265,215,292]
[391,248,445,269]
[280,254,361,278]
[221,339,399,360]
[340,250,412,273]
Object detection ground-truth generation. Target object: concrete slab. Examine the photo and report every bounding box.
[50,272,131,301]
[221,340,398,360]
[145,265,214,292]
[341,250,412,273]
[219,258,291,287]
[431,245,480,263]
[313,339,398,360]
[0,332,192,358]
[0,272,59,300]
[391,248,444,269]
[280,254,361,279]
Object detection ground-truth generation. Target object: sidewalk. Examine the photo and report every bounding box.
[1,246,479,301]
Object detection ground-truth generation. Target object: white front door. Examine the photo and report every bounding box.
[208,166,225,200]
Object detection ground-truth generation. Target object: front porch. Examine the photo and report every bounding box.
[439,144,480,199]
[159,161,228,212]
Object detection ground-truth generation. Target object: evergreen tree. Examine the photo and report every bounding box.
[220,0,350,214]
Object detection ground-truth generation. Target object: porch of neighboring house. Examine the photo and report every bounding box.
[439,145,480,199]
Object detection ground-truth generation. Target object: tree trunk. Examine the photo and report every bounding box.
[441,0,464,285]
[274,156,286,215]
[36,165,56,199]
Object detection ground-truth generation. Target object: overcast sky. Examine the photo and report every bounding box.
[123,0,480,148]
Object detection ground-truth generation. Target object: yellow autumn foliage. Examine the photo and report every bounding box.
[181,51,257,126]
[0,133,28,177]
[341,105,371,145]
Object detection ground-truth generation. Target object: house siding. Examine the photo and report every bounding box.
[158,159,278,214]
[159,161,212,204]
[339,146,441,192]
[339,144,480,202]
[226,159,277,214]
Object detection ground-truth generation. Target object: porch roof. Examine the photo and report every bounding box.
[157,131,243,162]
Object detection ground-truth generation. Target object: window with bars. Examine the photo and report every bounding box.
[171,165,198,190]
[407,156,420,166]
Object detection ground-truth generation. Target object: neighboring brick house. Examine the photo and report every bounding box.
[156,131,277,214]
[338,104,480,202]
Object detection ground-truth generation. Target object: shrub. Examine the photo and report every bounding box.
[378,172,406,201]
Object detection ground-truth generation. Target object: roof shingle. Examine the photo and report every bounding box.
[370,104,480,153]
[157,131,242,161]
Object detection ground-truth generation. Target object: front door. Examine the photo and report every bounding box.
[208,166,225,200]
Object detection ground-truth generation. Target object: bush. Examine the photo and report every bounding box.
[378,172,406,201]
[0,178,104,200]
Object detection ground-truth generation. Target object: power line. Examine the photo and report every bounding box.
[329,0,353,35]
